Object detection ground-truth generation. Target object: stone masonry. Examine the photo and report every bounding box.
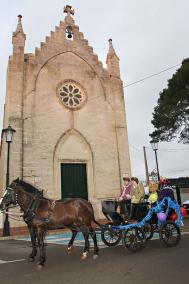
[0,6,131,227]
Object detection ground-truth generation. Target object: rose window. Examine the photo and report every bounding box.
[58,81,86,110]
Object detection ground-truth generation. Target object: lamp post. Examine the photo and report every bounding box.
[150,140,160,182]
[2,125,16,236]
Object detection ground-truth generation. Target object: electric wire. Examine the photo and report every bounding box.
[123,63,181,88]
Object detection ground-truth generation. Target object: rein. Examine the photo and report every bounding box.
[3,211,24,222]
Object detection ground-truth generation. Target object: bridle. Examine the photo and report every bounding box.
[0,187,19,211]
[0,186,41,222]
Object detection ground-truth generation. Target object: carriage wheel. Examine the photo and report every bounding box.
[101,229,122,246]
[122,227,146,252]
[144,223,154,241]
[159,221,181,247]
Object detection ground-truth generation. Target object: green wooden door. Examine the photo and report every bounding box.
[61,163,88,200]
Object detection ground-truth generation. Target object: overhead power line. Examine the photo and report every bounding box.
[123,63,181,88]
[145,146,189,152]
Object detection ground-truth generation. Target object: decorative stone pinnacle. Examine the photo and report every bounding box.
[18,14,22,21]
[64,5,74,15]
[12,14,25,40]
[106,38,120,64]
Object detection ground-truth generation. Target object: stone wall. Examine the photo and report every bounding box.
[0,11,131,225]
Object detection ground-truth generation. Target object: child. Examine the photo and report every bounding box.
[148,181,158,206]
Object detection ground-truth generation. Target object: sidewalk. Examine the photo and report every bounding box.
[0,218,108,240]
[1,216,189,241]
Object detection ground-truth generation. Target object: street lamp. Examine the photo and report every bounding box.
[2,125,16,236]
[150,140,160,182]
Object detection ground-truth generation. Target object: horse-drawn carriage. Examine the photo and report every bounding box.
[0,179,185,269]
[100,198,183,252]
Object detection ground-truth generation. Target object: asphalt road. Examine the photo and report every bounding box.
[0,235,189,284]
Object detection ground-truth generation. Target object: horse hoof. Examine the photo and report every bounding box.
[81,252,88,260]
[37,264,44,270]
[28,257,35,262]
[93,254,99,260]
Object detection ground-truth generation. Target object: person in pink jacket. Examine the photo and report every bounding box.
[119,177,132,218]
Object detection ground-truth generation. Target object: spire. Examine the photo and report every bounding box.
[13,15,25,38]
[106,39,120,78]
[63,5,75,25]
[12,15,26,55]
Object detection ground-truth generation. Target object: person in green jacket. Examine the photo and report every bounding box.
[129,177,145,220]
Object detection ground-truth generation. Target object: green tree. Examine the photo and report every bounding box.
[150,58,189,143]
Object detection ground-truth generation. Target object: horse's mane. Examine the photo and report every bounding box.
[13,178,43,196]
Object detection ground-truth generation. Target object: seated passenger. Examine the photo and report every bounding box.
[129,177,145,220]
[119,176,132,201]
[118,176,132,218]
[148,181,158,207]
[158,177,175,202]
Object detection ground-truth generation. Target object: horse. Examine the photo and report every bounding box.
[0,178,100,269]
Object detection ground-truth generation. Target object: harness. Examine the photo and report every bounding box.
[23,191,41,222]
[24,196,57,226]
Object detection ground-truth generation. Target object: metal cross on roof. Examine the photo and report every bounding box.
[63,5,75,16]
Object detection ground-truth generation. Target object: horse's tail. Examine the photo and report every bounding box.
[86,200,102,228]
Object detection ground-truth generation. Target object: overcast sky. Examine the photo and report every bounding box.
[0,0,189,181]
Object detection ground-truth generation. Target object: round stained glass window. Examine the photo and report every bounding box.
[58,81,86,110]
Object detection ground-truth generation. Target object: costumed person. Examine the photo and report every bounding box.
[148,181,158,207]
[158,177,175,201]
[118,176,132,219]
[129,177,145,220]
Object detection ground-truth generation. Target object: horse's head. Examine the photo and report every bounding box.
[0,178,44,211]
[0,179,19,211]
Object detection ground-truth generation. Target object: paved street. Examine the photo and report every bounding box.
[0,233,189,284]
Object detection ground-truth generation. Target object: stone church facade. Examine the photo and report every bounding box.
[0,6,131,222]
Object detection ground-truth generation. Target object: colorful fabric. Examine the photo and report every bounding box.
[148,192,158,204]
[158,186,175,201]
[113,197,183,230]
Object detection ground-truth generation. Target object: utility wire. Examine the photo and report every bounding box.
[123,63,181,88]
[145,146,189,151]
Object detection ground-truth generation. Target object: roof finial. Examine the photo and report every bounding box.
[63,5,75,25]
[18,14,22,21]
[107,38,119,60]
[63,5,74,16]
[13,14,25,37]
[106,38,120,78]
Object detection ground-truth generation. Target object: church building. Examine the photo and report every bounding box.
[0,6,131,221]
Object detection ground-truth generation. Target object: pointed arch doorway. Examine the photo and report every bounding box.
[53,129,94,201]
[61,162,88,200]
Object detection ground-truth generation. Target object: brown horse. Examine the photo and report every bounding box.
[0,179,99,269]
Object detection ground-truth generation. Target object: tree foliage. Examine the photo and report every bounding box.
[150,58,189,143]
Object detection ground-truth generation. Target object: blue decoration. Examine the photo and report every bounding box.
[112,197,182,231]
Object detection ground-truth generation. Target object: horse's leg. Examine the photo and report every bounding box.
[36,227,46,269]
[28,225,37,262]
[81,228,90,260]
[89,227,99,260]
[67,229,77,254]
